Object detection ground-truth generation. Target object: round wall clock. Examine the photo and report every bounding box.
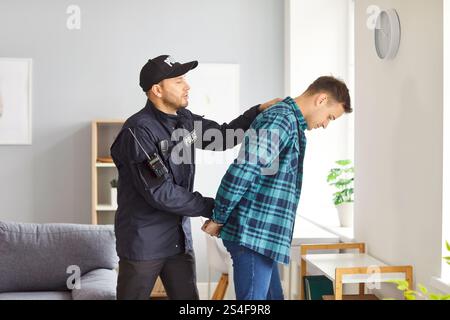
[374,9,401,60]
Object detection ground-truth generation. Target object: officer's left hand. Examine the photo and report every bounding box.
[201,219,222,238]
[259,98,283,112]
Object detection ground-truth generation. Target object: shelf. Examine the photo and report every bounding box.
[96,162,116,168]
[92,120,124,224]
[97,204,118,211]
[94,119,125,124]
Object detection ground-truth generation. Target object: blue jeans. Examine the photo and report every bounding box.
[223,240,284,300]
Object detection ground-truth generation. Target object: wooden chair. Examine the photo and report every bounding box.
[150,277,168,300]
[211,274,229,300]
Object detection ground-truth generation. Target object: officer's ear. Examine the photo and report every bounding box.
[150,83,163,98]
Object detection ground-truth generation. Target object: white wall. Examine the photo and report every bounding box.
[286,0,354,226]
[442,0,450,283]
[355,0,444,297]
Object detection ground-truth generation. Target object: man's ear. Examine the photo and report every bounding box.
[150,84,163,98]
[316,93,328,107]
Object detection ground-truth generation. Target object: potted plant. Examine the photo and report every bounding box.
[327,160,354,227]
[110,178,118,208]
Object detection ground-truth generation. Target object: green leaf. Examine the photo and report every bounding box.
[335,179,353,189]
[441,295,450,300]
[429,294,442,300]
[446,241,450,252]
[404,294,416,300]
[387,280,409,291]
[336,160,351,166]
[334,194,344,206]
[418,284,428,295]
[343,189,353,198]
[336,181,352,187]
[397,283,409,291]
[327,169,341,182]
[347,188,354,200]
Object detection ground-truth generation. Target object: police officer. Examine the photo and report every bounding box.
[110,55,279,300]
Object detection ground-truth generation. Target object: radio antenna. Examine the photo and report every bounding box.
[128,128,151,160]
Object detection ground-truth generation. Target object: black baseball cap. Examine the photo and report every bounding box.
[139,55,198,92]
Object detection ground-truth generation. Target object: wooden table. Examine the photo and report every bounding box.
[300,243,413,300]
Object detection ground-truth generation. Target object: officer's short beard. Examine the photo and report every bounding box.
[166,97,188,110]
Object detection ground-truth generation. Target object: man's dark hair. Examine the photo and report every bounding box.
[305,76,352,113]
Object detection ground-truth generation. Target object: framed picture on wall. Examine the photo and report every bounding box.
[0,58,32,145]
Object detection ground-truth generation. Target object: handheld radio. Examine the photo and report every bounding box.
[128,128,169,177]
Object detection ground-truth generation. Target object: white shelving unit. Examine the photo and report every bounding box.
[96,204,118,211]
[95,163,116,168]
[91,120,124,225]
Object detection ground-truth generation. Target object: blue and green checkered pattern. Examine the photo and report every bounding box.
[212,96,307,264]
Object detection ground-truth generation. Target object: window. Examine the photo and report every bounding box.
[286,0,355,229]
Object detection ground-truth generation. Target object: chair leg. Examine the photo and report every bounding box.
[211,273,229,300]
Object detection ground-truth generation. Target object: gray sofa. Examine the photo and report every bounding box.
[0,221,119,300]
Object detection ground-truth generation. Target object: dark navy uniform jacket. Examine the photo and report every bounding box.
[110,100,261,261]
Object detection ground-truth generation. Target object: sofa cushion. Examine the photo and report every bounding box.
[0,291,72,300]
[0,221,119,293]
[71,269,117,300]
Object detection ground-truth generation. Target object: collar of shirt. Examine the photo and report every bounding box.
[283,96,307,131]
[145,99,179,131]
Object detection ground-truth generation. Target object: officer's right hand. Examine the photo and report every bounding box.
[201,219,222,238]
[258,98,283,112]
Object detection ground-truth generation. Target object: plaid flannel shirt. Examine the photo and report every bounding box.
[212,96,307,264]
